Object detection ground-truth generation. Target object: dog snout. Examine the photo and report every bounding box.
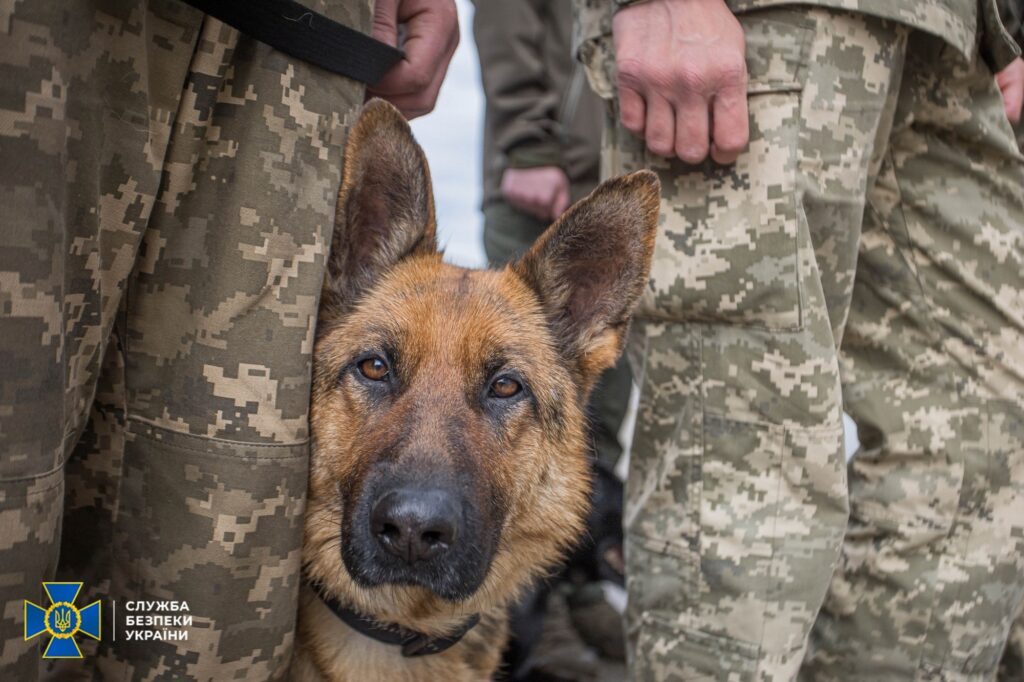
[370,488,460,564]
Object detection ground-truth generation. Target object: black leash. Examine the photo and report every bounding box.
[181,0,403,85]
[313,585,481,657]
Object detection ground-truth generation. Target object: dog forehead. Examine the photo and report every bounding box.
[346,258,553,358]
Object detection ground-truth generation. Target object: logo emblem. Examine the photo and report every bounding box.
[24,582,100,658]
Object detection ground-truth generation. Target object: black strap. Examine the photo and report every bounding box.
[313,586,480,657]
[181,0,403,85]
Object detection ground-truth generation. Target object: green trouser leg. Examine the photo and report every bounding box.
[0,1,369,678]
[805,30,1024,681]
[483,200,631,467]
[606,9,908,679]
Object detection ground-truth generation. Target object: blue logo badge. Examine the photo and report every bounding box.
[24,582,101,658]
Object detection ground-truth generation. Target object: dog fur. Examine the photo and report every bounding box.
[292,99,658,682]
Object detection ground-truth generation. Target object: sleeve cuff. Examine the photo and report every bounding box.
[506,143,564,169]
[613,0,652,10]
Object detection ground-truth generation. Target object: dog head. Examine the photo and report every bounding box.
[306,100,658,626]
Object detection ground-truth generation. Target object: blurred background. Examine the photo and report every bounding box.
[409,0,485,268]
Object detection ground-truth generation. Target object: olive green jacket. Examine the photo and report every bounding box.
[472,0,603,207]
[998,0,1024,48]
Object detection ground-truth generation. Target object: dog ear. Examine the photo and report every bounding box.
[323,98,437,314]
[513,171,659,386]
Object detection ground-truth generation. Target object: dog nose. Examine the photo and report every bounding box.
[371,489,459,564]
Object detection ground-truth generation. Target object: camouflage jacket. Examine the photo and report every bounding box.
[575,0,1022,99]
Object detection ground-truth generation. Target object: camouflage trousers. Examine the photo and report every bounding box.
[0,1,369,679]
[996,117,1024,682]
[603,8,1024,681]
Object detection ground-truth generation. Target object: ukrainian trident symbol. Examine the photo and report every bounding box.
[24,582,101,658]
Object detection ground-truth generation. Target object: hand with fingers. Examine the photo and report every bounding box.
[996,57,1024,126]
[500,166,572,223]
[369,0,460,119]
[612,0,748,164]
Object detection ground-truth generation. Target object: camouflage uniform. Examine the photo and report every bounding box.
[0,1,370,679]
[997,4,1024,678]
[472,0,631,468]
[575,0,1024,679]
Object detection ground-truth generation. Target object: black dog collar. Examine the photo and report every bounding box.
[313,586,480,657]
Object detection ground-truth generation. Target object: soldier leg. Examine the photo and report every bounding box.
[484,199,630,467]
[609,9,907,680]
[806,30,1024,681]
[0,2,202,676]
[997,65,1024,682]
[50,9,370,680]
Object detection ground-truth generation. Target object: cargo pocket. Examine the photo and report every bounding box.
[104,418,308,680]
[633,612,758,682]
[627,412,847,674]
[0,467,64,675]
[920,406,1024,675]
[632,9,814,332]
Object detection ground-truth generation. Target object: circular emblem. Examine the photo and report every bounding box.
[44,602,81,639]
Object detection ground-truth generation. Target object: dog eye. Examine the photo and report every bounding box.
[489,375,521,399]
[358,356,390,381]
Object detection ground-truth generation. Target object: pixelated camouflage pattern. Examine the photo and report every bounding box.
[998,12,1024,669]
[573,0,1020,104]
[601,6,1024,681]
[805,26,1024,680]
[0,0,370,679]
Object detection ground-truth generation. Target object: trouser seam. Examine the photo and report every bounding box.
[126,415,310,450]
[885,143,975,403]
[755,424,788,674]
[927,406,991,675]
[114,15,204,679]
[885,146,930,311]
[697,323,707,603]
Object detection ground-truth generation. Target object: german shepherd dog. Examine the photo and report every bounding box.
[293,100,658,681]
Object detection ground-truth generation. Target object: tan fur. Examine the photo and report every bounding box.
[294,100,658,681]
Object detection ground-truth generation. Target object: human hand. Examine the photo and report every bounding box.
[996,57,1024,125]
[501,166,571,222]
[369,0,459,119]
[612,0,748,164]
